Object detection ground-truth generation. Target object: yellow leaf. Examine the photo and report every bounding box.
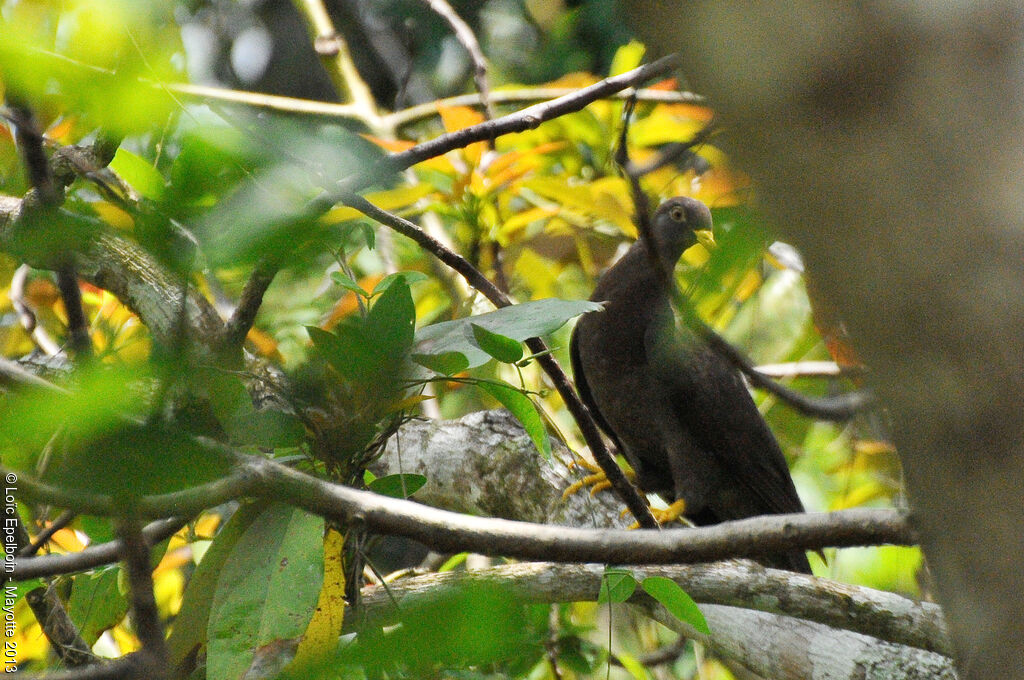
[438,105,486,168]
[290,528,346,670]
[92,201,135,231]
[609,41,646,77]
[500,206,560,239]
[515,249,561,298]
[366,183,435,211]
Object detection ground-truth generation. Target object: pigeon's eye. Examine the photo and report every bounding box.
[669,205,686,222]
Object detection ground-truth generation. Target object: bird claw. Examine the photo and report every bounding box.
[627,498,688,529]
[562,456,631,500]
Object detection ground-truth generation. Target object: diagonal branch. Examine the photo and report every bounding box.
[340,193,658,528]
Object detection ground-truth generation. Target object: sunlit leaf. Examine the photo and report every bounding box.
[480,382,550,459]
[289,528,346,672]
[641,576,710,634]
[110,148,165,201]
[414,298,602,368]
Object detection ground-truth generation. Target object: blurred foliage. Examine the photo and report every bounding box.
[0,0,912,678]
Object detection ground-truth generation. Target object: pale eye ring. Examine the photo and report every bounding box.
[669,206,686,222]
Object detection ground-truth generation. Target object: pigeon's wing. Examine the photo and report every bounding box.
[569,321,621,446]
[646,325,807,518]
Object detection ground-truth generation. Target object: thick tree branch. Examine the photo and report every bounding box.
[357,561,950,657]
[6,448,914,567]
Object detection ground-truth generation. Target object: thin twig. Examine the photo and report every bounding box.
[19,509,77,557]
[419,0,495,128]
[12,518,187,581]
[7,103,93,359]
[9,264,62,355]
[339,193,657,528]
[316,54,681,205]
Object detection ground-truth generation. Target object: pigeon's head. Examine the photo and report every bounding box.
[650,196,714,264]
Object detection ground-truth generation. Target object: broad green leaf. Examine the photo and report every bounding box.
[471,324,523,364]
[168,504,264,669]
[110,149,165,201]
[411,351,469,375]
[415,298,603,368]
[598,568,637,604]
[369,473,427,499]
[207,505,325,680]
[480,382,551,459]
[307,324,379,387]
[366,277,416,358]
[641,576,710,634]
[68,567,128,645]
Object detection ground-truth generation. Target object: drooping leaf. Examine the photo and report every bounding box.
[641,576,710,634]
[415,298,603,368]
[471,324,524,364]
[288,528,346,672]
[368,473,427,499]
[207,504,325,680]
[598,568,637,604]
[411,351,470,376]
[480,382,551,459]
[371,271,429,296]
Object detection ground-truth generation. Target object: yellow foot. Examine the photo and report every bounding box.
[628,499,688,529]
[561,456,632,500]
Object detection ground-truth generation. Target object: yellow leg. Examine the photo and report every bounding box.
[628,498,688,529]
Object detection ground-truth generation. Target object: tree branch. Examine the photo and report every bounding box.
[340,193,658,528]
[5,449,915,567]
[317,54,681,203]
[115,518,169,679]
[356,561,950,657]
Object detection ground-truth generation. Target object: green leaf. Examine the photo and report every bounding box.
[68,567,128,645]
[471,324,524,364]
[415,298,603,368]
[411,351,469,375]
[641,576,710,635]
[371,271,429,296]
[366,277,416,358]
[168,503,265,669]
[598,568,637,604]
[306,324,378,387]
[368,473,427,499]
[207,505,325,680]
[480,382,551,459]
[110,149,166,201]
[330,272,370,297]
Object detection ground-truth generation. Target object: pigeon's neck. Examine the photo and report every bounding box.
[591,242,677,315]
